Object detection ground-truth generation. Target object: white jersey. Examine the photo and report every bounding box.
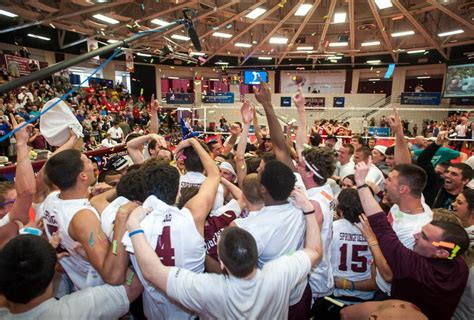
[38,191,105,290]
[307,183,335,298]
[336,160,355,179]
[234,202,306,306]
[2,284,129,320]
[331,219,375,302]
[122,195,205,320]
[376,202,433,294]
[100,196,130,241]
[179,171,224,212]
[167,250,312,320]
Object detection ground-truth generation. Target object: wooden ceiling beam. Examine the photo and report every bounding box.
[367,0,397,62]
[318,0,337,50]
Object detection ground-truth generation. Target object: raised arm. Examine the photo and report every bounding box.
[221,126,239,156]
[8,115,35,224]
[255,78,295,171]
[355,161,384,217]
[235,100,254,187]
[126,133,166,164]
[252,107,263,145]
[291,187,323,267]
[149,94,161,134]
[293,88,307,160]
[177,139,220,234]
[388,105,411,165]
[69,202,138,285]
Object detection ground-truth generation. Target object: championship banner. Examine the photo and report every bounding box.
[125,49,134,73]
[2,54,40,76]
[87,38,100,65]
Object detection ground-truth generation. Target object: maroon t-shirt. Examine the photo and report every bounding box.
[368,212,468,320]
[204,210,237,260]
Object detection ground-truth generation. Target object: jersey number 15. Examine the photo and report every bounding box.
[338,244,368,273]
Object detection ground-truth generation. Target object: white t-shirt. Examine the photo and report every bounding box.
[331,219,375,302]
[100,196,130,241]
[307,183,335,298]
[179,171,224,213]
[167,250,312,320]
[107,127,124,140]
[455,124,467,137]
[122,195,205,320]
[2,285,129,320]
[38,191,105,290]
[366,164,385,191]
[336,160,355,179]
[375,202,433,294]
[101,138,117,148]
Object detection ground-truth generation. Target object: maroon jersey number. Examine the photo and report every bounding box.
[338,244,368,273]
[155,226,176,266]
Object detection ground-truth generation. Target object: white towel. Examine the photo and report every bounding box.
[40,98,83,146]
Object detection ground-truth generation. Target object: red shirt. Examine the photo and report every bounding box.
[204,210,237,260]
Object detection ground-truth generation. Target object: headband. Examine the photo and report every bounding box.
[303,157,324,180]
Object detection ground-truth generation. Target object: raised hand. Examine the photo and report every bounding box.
[289,187,313,212]
[292,88,305,110]
[253,75,272,106]
[127,206,153,231]
[354,214,377,243]
[354,158,371,186]
[388,105,402,133]
[174,138,194,154]
[10,113,33,145]
[150,94,161,112]
[240,100,255,125]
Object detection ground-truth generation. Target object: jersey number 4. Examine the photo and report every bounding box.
[338,244,368,273]
[156,226,176,266]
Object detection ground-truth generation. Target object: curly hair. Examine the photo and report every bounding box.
[302,147,336,185]
[336,188,364,223]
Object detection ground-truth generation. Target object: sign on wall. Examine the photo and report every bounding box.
[280,70,346,94]
[2,54,40,76]
[401,92,441,105]
[202,92,234,104]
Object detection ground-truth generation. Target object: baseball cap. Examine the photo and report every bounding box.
[373,145,387,156]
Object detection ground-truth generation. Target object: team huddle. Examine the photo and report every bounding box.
[0,80,472,320]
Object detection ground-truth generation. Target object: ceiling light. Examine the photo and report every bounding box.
[269,37,288,44]
[92,14,119,24]
[168,76,179,80]
[151,19,170,26]
[327,56,342,60]
[391,30,415,37]
[258,57,272,60]
[438,29,464,37]
[333,12,347,24]
[190,52,206,56]
[171,34,190,41]
[369,78,380,81]
[215,61,229,65]
[137,52,151,57]
[27,33,51,41]
[361,41,381,47]
[330,59,338,63]
[407,49,425,54]
[374,0,393,10]
[329,42,348,47]
[213,32,232,38]
[209,78,220,81]
[107,39,119,44]
[0,9,18,17]
[417,76,430,79]
[367,60,381,64]
[295,4,312,16]
[297,46,314,50]
[235,43,252,48]
[246,8,266,19]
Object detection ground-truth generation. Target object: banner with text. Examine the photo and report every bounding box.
[280,70,346,94]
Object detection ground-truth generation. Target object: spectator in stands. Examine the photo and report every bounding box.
[351,135,364,151]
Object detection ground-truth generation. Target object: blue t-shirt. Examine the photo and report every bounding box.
[414,147,460,167]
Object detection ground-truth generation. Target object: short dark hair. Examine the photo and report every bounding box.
[309,134,322,147]
[98,169,121,183]
[207,140,219,151]
[234,122,242,129]
[449,163,473,182]
[430,220,470,258]
[148,138,159,151]
[183,141,209,173]
[437,161,451,170]
[245,157,261,174]
[352,135,363,145]
[337,188,364,223]
[355,146,372,160]
[0,235,57,304]
[125,133,141,143]
[141,162,180,205]
[176,186,200,209]
[302,147,336,185]
[45,149,84,190]
[218,227,258,278]
[342,144,354,154]
[393,164,427,197]
[261,152,276,164]
[385,146,395,156]
[116,169,146,202]
[462,189,474,212]
[260,160,295,200]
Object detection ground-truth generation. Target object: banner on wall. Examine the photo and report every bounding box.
[368,127,390,137]
[166,93,194,104]
[305,97,325,108]
[281,70,346,94]
[202,92,234,104]
[2,54,40,76]
[401,92,441,105]
[125,49,134,73]
[87,38,100,65]
[333,97,345,108]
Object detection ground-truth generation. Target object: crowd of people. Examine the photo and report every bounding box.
[0,76,472,320]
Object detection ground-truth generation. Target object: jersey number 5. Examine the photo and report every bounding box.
[156,226,176,266]
[338,244,368,273]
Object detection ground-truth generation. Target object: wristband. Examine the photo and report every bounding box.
[368,241,379,247]
[129,229,144,238]
[303,209,316,216]
[19,227,42,236]
[357,183,369,190]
